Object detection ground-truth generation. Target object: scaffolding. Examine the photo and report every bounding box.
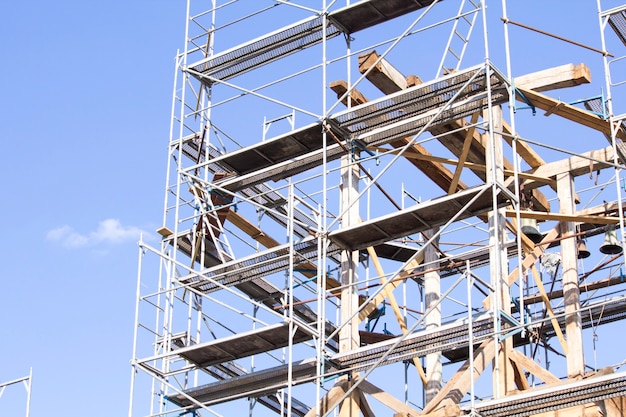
[129,1,626,416]
[0,369,33,417]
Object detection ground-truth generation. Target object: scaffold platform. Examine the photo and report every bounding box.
[329,184,508,251]
[188,0,442,84]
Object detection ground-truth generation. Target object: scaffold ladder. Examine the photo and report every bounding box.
[436,0,480,78]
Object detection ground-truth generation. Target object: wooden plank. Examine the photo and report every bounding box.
[516,87,626,140]
[514,63,592,92]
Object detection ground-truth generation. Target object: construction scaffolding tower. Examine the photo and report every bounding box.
[129,1,626,416]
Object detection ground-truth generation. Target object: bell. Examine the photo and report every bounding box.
[521,218,543,244]
[599,227,623,255]
[577,239,590,259]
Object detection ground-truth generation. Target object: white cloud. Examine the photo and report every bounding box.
[46,218,150,248]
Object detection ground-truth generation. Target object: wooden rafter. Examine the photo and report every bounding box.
[516,87,626,140]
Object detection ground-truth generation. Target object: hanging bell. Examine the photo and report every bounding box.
[599,227,623,255]
[521,218,543,244]
[577,239,590,259]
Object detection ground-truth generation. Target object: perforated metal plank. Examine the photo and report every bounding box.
[329,185,508,251]
[329,0,442,34]
[332,63,509,146]
[609,9,626,47]
[175,323,313,368]
[178,238,342,293]
[330,314,495,370]
[469,371,626,417]
[189,16,341,83]
[216,64,509,192]
[188,0,444,84]
[167,358,334,407]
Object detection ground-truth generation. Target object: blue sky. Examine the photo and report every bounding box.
[2,1,626,416]
[0,2,182,416]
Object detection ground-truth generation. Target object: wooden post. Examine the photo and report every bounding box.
[557,172,585,377]
[424,227,442,403]
[339,153,361,416]
[485,105,515,396]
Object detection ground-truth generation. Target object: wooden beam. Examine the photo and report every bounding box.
[557,172,585,377]
[358,50,551,213]
[504,209,620,225]
[530,263,569,354]
[329,80,368,106]
[516,87,626,140]
[358,257,423,321]
[368,145,556,187]
[356,388,376,417]
[600,395,626,417]
[522,146,615,191]
[507,348,561,385]
[484,226,560,310]
[449,111,480,194]
[514,63,592,92]
[304,379,349,417]
[501,119,545,169]
[358,50,409,93]
[510,357,531,391]
[357,378,422,416]
[422,339,496,414]
[366,246,427,385]
[523,275,626,306]
[339,385,360,417]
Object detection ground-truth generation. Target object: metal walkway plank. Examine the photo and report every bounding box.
[329,185,509,251]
